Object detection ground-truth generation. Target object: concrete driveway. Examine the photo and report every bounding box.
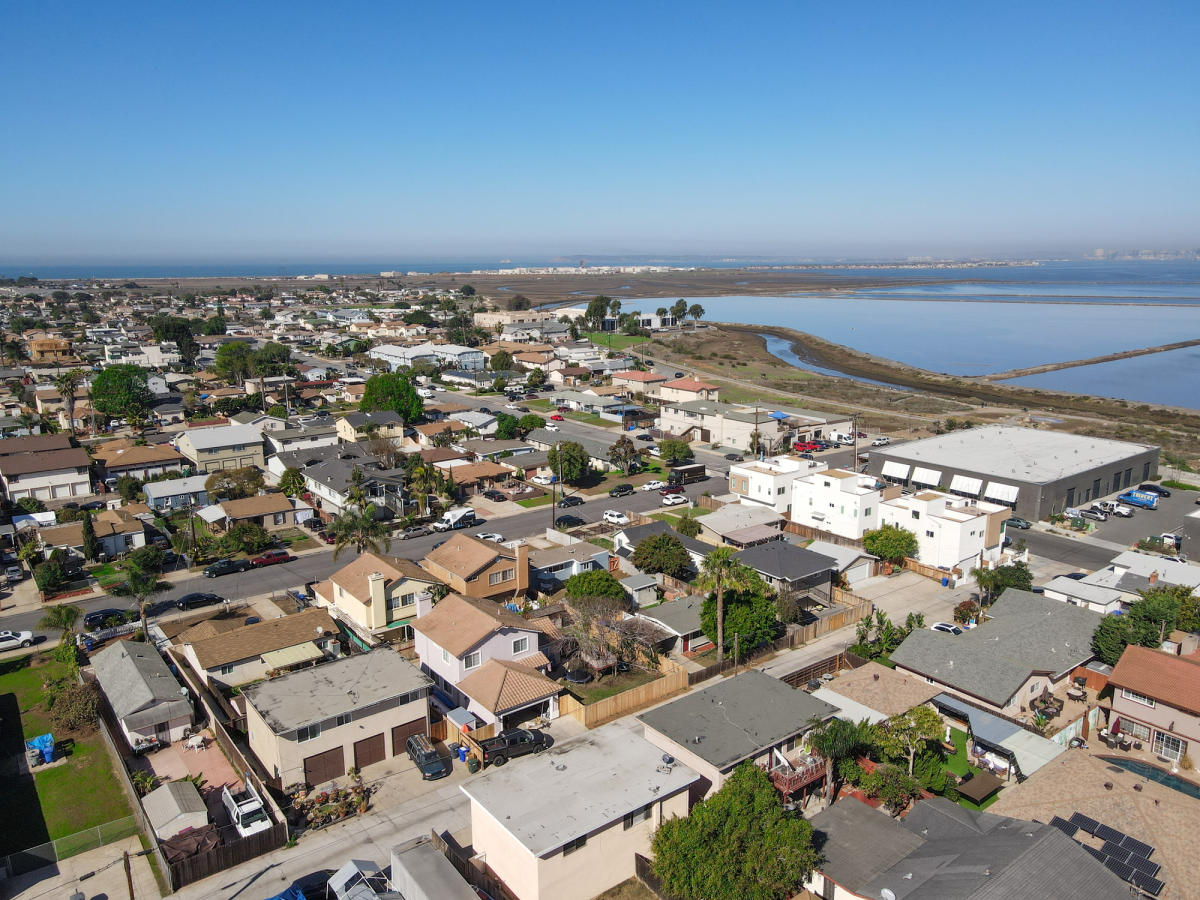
[851,571,968,625]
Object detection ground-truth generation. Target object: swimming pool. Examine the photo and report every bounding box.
[1104,757,1200,800]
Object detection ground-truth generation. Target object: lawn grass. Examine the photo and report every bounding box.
[568,668,661,704]
[88,562,126,589]
[524,398,554,411]
[275,528,317,551]
[565,410,621,428]
[518,495,554,508]
[1161,479,1200,491]
[590,537,614,550]
[944,728,976,777]
[651,507,713,527]
[584,331,650,351]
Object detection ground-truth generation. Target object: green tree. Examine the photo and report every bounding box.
[547,441,590,485]
[225,521,273,554]
[267,404,288,419]
[213,341,256,384]
[198,314,227,335]
[652,764,820,900]
[862,523,919,563]
[491,376,507,393]
[39,603,82,647]
[495,413,520,441]
[516,413,545,435]
[631,533,692,580]
[607,435,641,475]
[53,368,87,434]
[279,467,306,497]
[702,588,778,656]
[671,298,689,321]
[658,438,692,465]
[1091,584,1193,665]
[406,459,441,516]
[204,467,265,500]
[360,372,424,422]
[329,505,391,559]
[146,314,199,364]
[490,350,514,372]
[91,363,152,423]
[676,511,702,538]
[970,561,1033,604]
[564,569,628,604]
[459,284,476,297]
[687,303,705,327]
[584,296,612,330]
[806,717,877,803]
[525,367,547,389]
[253,341,292,376]
[81,511,100,561]
[17,496,45,514]
[875,705,945,776]
[696,547,759,663]
[120,563,165,638]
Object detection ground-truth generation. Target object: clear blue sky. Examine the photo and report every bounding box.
[2,1,1197,264]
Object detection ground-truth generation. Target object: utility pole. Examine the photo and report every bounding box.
[123,849,134,900]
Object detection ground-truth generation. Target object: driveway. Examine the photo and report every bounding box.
[853,570,969,625]
[1021,530,1120,572]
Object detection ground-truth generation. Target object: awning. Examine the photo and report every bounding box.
[949,474,983,495]
[261,642,323,669]
[911,467,942,487]
[881,461,910,479]
[196,504,225,524]
[931,693,1065,778]
[957,770,1004,803]
[984,482,1020,503]
[725,524,786,547]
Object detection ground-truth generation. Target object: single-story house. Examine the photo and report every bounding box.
[39,508,146,559]
[635,594,712,655]
[734,542,838,603]
[142,474,210,512]
[91,641,193,749]
[804,540,878,587]
[698,504,785,548]
[217,493,303,531]
[177,608,341,688]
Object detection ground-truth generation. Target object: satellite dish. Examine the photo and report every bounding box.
[881,891,897,900]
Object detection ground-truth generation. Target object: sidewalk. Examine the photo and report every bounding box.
[3,835,160,900]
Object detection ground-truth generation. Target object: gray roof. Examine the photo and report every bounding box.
[872,425,1156,484]
[272,422,337,441]
[459,724,700,857]
[638,669,837,770]
[242,651,430,733]
[699,504,783,537]
[618,519,710,559]
[1043,576,1123,607]
[619,573,657,591]
[275,442,370,471]
[637,594,705,636]
[525,428,614,463]
[809,797,1129,900]
[734,542,837,583]
[142,780,207,835]
[803,539,877,570]
[389,837,476,900]
[890,589,1101,707]
[343,410,405,429]
[91,641,191,729]
[178,423,264,451]
[142,474,210,500]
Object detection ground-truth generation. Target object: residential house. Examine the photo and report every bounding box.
[547,366,591,388]
[809,661,941,724]
[523,429,614,473]
[528,542,609,592]
[610,370,668,398]
[1108,644,1200,765]
[890,589,1101,717]
[545,390,634,421]
[92,440,186,484]
[611,520,711,573]
[412,420,472,448]
[142,474,210,512]
[337,410,408,443]
[473,309,564,330]
[369,342,486,372]
[456,439,536,462]
[174,424,265,473]
[803,539,878,586]
[242,651,433,788]
[0,435,91,501]
[264,421,339,455]
[697,503,784,548]
[660,399,851,452]
[435,460,511,499]
[217,493,302,531]
[91,640,192,749]
[634,594,712,655]
[28,337,75,363]
[658,377,719,403]
[229,410,289,432]
[300,454,406,518]
[734,542,838,604]
[1078,551,1200,607]
[460,724,702,900]
[1042,576,1125,615]
[39,508,146,559]
[790,467,897,539]
[878,489,1009,571]
[177,608,341,688]
[728,455,821,515]
[102,341,181,368]
[419,533,530,601]
[448,409,498,436]
[413,592,557,728]
[638,669,837,798]
[803,797,1129,900]
[311,552,441,640]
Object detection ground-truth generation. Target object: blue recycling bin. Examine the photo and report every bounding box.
[941,576,949,587]
[458,746,468,763]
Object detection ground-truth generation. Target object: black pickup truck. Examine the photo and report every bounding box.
[478,728,551,766]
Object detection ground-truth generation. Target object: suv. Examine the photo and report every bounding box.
[871,436,891,447]
[608,483,634,498]
[0,629,34,650]
[478,728,551,767]
[1138,483,1171,498]
[406,734,451,780]
[249,549,293,568]
[203,558,252,578]
[930,622,964,635]
[83,608,131,630]
[1004,517,1032,530]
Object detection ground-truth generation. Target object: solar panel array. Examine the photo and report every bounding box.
[1068,811,1163,897]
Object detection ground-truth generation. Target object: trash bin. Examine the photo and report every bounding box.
[458,746,468,763]
[941,576,949,587]
[467,757,480,774]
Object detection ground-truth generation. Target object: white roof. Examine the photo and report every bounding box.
[811,687,889,725]
[999,728,1067,777]
[142,474,210,499]
[1108,550,1200,588]
[179,423,263,451]
[196,504,226,523]
[1044,576,1123,606]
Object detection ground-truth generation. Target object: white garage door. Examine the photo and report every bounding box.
[845,562,873,585]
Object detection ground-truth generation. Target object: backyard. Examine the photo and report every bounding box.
[565,668,661,704]
[0,654,132,857]
[583,331,650,351]
[945,727,1002,811]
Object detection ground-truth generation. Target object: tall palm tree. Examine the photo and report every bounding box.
[407,459,440,516]
[39,603,83,647]
[329,504,390,560]
[696,547,758,663]
[687,303,705,329]
[346,466,369,510]
[53,368,86,435]
[806,717,876,804]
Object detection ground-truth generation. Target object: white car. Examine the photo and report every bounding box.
[646,445,661,456]
[602,510,630,526]
[871,436,891,447]
[930,622,963,635]
[545,423,560,432]
[504,403,520,410]
[0,629,34,650]
[641,480,665,491]
[661,494,688,506]
[476,533,505,543]
[530,475,554,486]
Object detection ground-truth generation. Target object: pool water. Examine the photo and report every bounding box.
[1105,757,1200,800]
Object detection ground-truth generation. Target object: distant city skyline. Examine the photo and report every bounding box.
[2,2,1197,262]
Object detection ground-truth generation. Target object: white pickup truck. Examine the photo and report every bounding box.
[1094,500,1134,518]
[222,783,273,838]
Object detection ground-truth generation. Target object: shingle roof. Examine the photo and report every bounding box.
[813,661,941,718]
[178,423,263,451]
[455,659,558,714]
[91,640,191,727]
[734,542,838,582]
[0,433,72,456]
[0,447,91,476]
[219,493,294,520]
[1110,644,1200,715]
[421,533,512,580]
[328,552,438,604]
[636,595,705,636]
[411,592,533,657]
[187,608,338,669]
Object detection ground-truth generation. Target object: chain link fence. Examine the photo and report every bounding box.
[2,816,139,877]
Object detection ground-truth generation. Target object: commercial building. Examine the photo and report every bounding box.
[868,425,1159,521]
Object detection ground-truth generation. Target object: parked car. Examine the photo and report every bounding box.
[555,515,584,529]
[608,483,634,498]
[642,480,665,491]
[724,453,744,461]
[557,494,584,507]
[662,494,688,507]
[478,407,493,414]
[673,372,684,378]
[872,436,891,446]
[177,592,224,610]
[504,403,520,410]
[84,608,130,630]
[405,734,451,781]
[856,431,867,438]
[530,474,554,485]
[477,728,551,767]
[1138,483,1171,498]
[602,510,630,526]
[481,490,508,502]
[659,484,685,495]
[1064,572,1088,580]
[793,441,820,452]
[0,629,34,650]
[249,549,293,568]
[556,405,570,412]
[203,558,252,578]
[544,423,560,432]
[80,500,106,511]
[4,564,23,582]
[635,434,655,442]
[646,445,661,456]
[1005,516,1032,530]
[1078,508,1107,522]
[315,530,335,544]
[476,533,505,543]
[930,622,964,635]
[399,524,432,540]
[798,452,814,460]
[550,414,565,421]
[1094,501,1134,518]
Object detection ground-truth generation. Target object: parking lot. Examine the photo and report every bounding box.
[1088,484,1198,550]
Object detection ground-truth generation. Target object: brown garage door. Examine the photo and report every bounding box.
[303,746,345,787]
[354,733,386,770]
[391,718,426,756]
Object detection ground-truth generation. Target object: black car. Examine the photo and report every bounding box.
[406,734,451,781]
[673,372,684,378]
[1139,483,1171,498]
[608,483,634,498]
[83,608,131,630]
[176,592,224,610]
[555,515,584,529]
[481,490,508,502]
[399,524,433,540]
[635,434,654,442]
[557,495,584,507]
[288,870,335,900]
[203,558,251,578]
[478,406,492,414]
[724,453,744,462]
[80,500,106,511]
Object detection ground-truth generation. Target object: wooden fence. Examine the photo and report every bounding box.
[779,651,867,689]
[168,821,290,889]
[430,719,495,744]
[430,829,519,900]
[782,519,868,550]
[559,659,689,729]
[901,557,963,582]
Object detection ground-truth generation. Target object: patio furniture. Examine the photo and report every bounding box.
[185,734,207,752]
[1120,737,1133,752]
[1066,688,1086,702]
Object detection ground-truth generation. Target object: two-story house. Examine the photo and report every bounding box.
[92,439,187,485]
[39,508,146,560]
[728,455,821,515]
[336,410,408,443]
[790,467,898,539]
[413,592,558,728]
[878,489,1009,571]
[1109,644,1200,765]
[312,551,442,642]
[0,433,91,501]
[658,376,719,404]
[419,533,530,601]
[174,424,265,473]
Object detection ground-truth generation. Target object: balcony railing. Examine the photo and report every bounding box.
[760,756,825,795]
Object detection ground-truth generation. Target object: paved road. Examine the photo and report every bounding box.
[1019,529,1116,572]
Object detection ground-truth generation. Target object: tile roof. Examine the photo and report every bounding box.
[455,659,559,714]
[411,592,534,657]
[1110,644,1200,715]
[612,370,668,383]
[186,608,339,669]
[421,533,511,580]
[662,377,717,391]
[219,493,294,519]
[328,552,438,604]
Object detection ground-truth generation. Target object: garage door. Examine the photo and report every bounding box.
[845,562,872,585]
[303,746,345,787]
[391,718,426,756]
[353,733,386,770]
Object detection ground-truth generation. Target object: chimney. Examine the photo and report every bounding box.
[1149,570,1159,585]
[367,571,387,619]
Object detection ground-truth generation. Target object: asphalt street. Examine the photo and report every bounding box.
[1018,529,1118,572]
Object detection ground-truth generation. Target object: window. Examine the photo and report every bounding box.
[441,647,451,664]
[464,651,482,670]
[273,512,286,525]
[1124,720,1151,741]
[1154,732,1185,762]
[512,636,529,655]
[562,835,587,856]
[864,507,872,517]
[1029,681,1041,695]
[1121,688,1156,708]
[297,724,321,742]
[489,568,515,585]
[623,804,653,829]
[218,664,235,676]
[336,713,353,727]
[911,510,920,519]
[925,530,934,538]
[777,486,785,495]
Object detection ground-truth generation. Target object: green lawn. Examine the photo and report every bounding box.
[564,410,621,428]
[584,331,650,351]
[943,727,1003,809]
[518,495,554,508]
[567,668,661,704]
[275,528,317,551]
[0,655,132,855]
[1161,479,1200,491]
[651,507,713,527]
[87,562,127,589]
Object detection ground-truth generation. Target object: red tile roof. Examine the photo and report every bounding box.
[1110,644,1200,715]
[663,377,717,392]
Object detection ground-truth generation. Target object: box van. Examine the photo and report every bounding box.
[433,507,477,531]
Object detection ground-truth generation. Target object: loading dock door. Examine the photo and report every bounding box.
[303,746,345,787]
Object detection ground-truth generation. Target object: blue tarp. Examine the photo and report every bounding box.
[262,888,306,900]
[25,733,54,764]
[768,411,789,420]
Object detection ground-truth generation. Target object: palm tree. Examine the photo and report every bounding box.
[329,504,390,560]
[346,466,369,510]
[655,307,669,322]
[53,368,86,435]
[806,717,877,804]
[687,303,705,329]
[696,547,758,663]
[970,566,1001,605]
[407,459,441,516]
[39,603,83,647]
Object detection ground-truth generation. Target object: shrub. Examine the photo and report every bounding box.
[46,679,100,733]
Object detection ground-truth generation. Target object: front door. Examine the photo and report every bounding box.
[154,721,171,744]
